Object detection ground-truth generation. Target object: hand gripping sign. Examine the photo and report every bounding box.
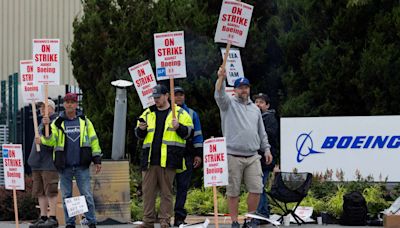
[220,48,244,86]
[214,0,254,48]
[154,31,187,80]
[129,60,157,109]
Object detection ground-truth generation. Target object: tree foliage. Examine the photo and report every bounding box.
[71,0,400,159]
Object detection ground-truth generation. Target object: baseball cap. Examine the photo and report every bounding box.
[174,86,185,94]
[151,84,169,98]
[64,93,78,102]
[37,99,56,110]
[234,77,250,88]
[253,93,270,104]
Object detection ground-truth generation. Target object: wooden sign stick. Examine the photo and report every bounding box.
[13,187,20,228]
[169,75,176,118]
[213,185,219,228]
[217,42,232,92]
[31,101,40,152]
[44,84,49,137]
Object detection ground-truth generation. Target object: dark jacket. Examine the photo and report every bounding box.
[258,109,279,171]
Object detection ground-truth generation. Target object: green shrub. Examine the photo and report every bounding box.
[325,185,346,218]
[363,185,390,215]
[186,187,228,215]
[0,176,38,221]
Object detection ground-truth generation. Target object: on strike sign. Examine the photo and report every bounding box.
[154,31,186,80]
[214,0,254,47]
[220,48,244,86]
[32,39,60,85]
[128,60,157,109]
[20,60,43,104]
[2,144,25,190]
[203,137,228,187]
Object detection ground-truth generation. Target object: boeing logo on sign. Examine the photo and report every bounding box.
[296,132,324,163]
[295,132,400,163]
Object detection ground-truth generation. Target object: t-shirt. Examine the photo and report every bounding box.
[64,117,81,167]
[150,108,170,165]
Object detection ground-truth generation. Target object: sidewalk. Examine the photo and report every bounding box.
[0,215,370,228]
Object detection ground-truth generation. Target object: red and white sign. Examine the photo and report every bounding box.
[32,39,60,85]
[225,87,235,97]
[221,48,244,86]
[214,0,253,47]
[20,60,43,104]
[128,60,157,109]
[203,137,228,187]
[154,31,186,80]
[2,144,25,190]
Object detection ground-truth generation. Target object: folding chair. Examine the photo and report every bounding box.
[267,172,313,225]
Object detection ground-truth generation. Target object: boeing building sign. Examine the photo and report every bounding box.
[281,116,400,181]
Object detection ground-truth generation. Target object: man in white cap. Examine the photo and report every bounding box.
[28,99,59,227]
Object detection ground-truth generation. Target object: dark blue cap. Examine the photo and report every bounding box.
[234,77,250,88]
[151,84,169,98]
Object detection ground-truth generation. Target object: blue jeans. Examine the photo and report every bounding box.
[174,161,193,220]
[59,166,96,225]
[257,169,270,217]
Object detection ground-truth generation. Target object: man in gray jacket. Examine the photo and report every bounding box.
[214,67,272,228]
[28,99,59,228]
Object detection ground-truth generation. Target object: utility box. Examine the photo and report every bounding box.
[56,160,131,225]
[384,214,400,228]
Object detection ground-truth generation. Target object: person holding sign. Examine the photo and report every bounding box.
[253,93,279,224]
[41,93,102,228]
[173,86,204,226]
[135,84,193,228]
[28,99,59,228]
[214,68,272,228]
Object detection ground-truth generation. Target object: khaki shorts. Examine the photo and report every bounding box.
[32,170,59,197]
[226,154,263,197]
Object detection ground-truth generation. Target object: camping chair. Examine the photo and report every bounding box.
[267,172,313,225]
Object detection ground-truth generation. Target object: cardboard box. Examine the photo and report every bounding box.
[384,214,400,228]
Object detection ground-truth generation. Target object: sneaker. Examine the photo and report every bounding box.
[65,225,76,228]
[242,218,258,228]
[232,221,240,228]
[173,220,185,227]
[38,217,58,227]
[29,217,47,227]
[88,224,96,228]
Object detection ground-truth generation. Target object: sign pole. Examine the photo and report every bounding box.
[44,84,49,137]
[13,187,20,228]
[31,101,41,152]
[213,185,219,228]
[217,42,232,91]
[169,75,176,118]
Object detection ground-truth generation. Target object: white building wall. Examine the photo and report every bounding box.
[0,0,83,86]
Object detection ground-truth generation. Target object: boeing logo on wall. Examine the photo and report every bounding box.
[296,132,324,163]
[296,131,400,163]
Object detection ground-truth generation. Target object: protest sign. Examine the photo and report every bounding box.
[220,48,244,86]
[32,39,60,85]
[154,31,186,80]
[65,195,89,217]
[203,137,228,187]
[129,60,157,109]
[225,87,235,97]
[2,144,24,190]
[214,0,254,48]
[20,60,43,104]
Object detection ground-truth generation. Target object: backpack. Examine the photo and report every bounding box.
[340,191,368,226]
